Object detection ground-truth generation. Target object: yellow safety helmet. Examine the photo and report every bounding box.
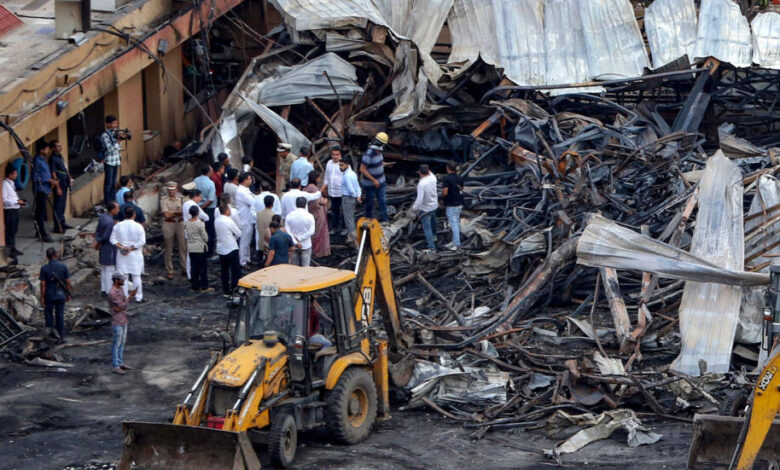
[375,132,389,144]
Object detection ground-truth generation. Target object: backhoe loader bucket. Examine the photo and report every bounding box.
[118,422,261,470]
[687,415,780,468]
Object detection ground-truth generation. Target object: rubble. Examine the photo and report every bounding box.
[196,0,780,457]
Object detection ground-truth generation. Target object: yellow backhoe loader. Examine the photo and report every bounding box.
[688,265,780,469]
[119,218,414,469]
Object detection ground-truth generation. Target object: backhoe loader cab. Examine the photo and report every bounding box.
[120,218,410,470]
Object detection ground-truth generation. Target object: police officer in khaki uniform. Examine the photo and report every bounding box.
[160,181,186,279]
[277,143,296,190]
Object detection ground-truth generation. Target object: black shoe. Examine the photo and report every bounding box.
[62,224,74,230]
[11,248,23,256]
[41,235,54,243]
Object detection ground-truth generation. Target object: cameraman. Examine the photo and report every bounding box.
[99,115,129,204]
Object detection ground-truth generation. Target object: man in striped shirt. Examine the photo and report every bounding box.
[359,132,390,222]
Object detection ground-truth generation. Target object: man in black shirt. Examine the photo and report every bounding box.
[118,190,146,225]
[441,160,465,250]
[39,247,72,340]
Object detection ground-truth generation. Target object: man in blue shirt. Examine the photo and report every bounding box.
[50,139,73,233]
[290,147,314,186]
[118,190,146,225]
[39,247,72,340]
[359,132,389,222]
[339,159,362,242]
[265,221,294,266]
[32,140,55,242]
[194,165,217,256]
[115,175,132,207]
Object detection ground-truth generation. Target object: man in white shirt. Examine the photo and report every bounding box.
[223,168,239,205]
[322,146,344,235]
[110,206,147,302]
[281,178,321,219]
[412,164,439,253]
[235,172,256,267]
[215,205,242,295]
[3,165,26,256]
[339,159,362,242]
[284,197,316,267]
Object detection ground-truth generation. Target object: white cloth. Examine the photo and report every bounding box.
[215,213,241,255]
[110,220,146,275]
[216,204,242,227]
[285,208,316,250]
[413,174,438,213]
[223,182,239,205]
[3,178,20,209]
[100,265,116,293]
[236,185,255,228]
[123,272,143,302]
[239,222,254,266]
[323,160,343,197]
[255,191,282,215]
[182,199,208,222]
[281,189,321,219]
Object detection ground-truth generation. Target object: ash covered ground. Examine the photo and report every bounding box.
[0,260,690,470]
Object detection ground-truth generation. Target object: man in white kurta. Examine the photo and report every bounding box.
[110,206,146,302]
[235,173,255,267]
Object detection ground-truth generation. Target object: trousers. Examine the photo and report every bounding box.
[204,208,216,256]
[330,196,343,230]
[111,324,127,369]
[219,249,241,294]
[445,205,462,247]
[189,252,208,290]
[100,265,116,293]
[120,272,143,302]
[420,210,437,251]
[44,299,66,339]
[52,187,68,232]
[363,183,388,222]
[34,192,49,238]
[291,248,312,267]
[163,221,186,274]
[239,223,254,266]
[104,164,119,204]
[342,196,357,241]
[4,207,19,249]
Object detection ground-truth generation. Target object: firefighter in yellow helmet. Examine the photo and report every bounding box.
[359,132,390,222]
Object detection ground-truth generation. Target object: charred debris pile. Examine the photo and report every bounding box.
[212,8,780,454]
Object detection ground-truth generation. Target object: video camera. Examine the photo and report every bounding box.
[114,128,132,141]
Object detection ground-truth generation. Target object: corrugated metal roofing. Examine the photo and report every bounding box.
[695,0,752,67]
[0,4,23,39]
[644,0,698,69]
[751,12,780,69]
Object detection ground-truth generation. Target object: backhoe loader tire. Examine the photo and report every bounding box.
[324,367,377,444]
[269,413,297,468]
[720,389,750,417]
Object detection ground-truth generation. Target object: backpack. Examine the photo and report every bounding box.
[92,131,109,162]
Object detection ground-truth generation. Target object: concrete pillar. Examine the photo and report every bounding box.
[161,45,186,142]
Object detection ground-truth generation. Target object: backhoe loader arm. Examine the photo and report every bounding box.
[354,218,409,352]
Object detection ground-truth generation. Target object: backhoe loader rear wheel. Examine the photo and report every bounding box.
[324,367,377,444]
[269,413,297,468]
[720,389,750,417]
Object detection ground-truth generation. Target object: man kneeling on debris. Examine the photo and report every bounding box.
[39,247,72,341]
[109,272,135,375]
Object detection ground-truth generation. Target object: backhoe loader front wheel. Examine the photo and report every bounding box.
[325,367,378,444]
[269,413,297,468]
[720,389,750,417]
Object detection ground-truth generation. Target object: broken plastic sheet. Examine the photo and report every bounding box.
[447,0,499,67]
[545,409,662,456]
[210,113,244,168]
[674,152,745,375]
[492,0,546,86]
[267,0,388,34]
[751,13,780,70]
[250,52,363,107]
[576,213,768,288]
[644,0,698,69]
[694,0,752,67]
[579,0,649,80]
[238,95,311,156]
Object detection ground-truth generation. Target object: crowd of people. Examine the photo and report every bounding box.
[1,122,467,373]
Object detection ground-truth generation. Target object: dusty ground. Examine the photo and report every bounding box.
[0,260,692,470]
